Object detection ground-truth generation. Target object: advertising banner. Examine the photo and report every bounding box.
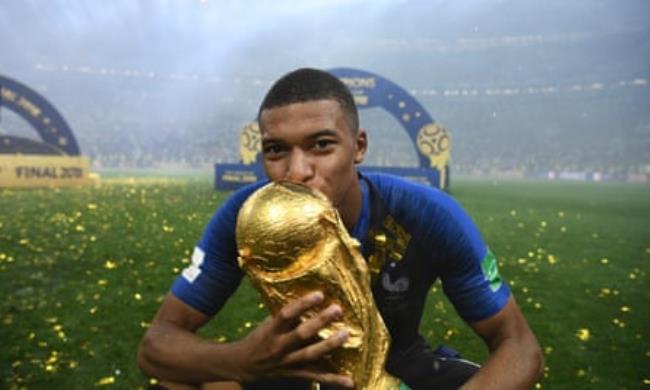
[0,155,97,187]
[1,75,97,188]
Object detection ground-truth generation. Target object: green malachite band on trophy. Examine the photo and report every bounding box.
[481,249,503,292]
[399,381,412,390]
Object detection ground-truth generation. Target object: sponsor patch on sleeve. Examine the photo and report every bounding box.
[181,246,205,283]
[481,249,503,292]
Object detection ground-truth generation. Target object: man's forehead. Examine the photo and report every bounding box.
[260,98,342,114]
[259,99,355,135]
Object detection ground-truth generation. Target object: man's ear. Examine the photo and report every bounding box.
[354,129,368,164]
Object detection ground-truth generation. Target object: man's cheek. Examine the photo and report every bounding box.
[263,164,283,181]
[324,189,341,206]
[312,184,333,202]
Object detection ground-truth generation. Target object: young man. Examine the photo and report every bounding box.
[138,68,543,389]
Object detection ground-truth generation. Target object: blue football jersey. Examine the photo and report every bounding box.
[171,173,510,352]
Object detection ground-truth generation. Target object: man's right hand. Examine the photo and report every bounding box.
[138,292,353,388]
[232,291,354,388]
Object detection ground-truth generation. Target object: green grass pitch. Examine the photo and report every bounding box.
[1,176,648,389]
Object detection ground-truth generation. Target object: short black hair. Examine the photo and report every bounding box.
[258,68,359,132]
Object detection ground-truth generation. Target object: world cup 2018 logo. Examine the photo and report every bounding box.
[239,122,262,165]
[416,123,450,171]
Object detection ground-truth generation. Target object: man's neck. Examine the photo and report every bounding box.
[338,177,363,232]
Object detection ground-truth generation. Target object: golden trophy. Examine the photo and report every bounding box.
[236,181,400,389]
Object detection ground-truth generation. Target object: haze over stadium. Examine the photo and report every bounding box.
[1,0,648,181]
[2,2,650,389]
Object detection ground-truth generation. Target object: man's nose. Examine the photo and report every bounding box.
[286,150,314,183]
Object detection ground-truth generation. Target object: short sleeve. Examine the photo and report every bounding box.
[170,181,266,316]
[435,198,511,323]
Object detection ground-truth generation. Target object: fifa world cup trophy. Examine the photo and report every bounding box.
[236,181,400,389]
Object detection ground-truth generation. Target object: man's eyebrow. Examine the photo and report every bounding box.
[262,129,338,145]
[305,129,338,140]
[261,137,283,145]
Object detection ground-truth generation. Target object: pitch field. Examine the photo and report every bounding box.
[1,176,648,389]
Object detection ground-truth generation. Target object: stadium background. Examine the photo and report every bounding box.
[1,0,648,181]
[1,0,649,388]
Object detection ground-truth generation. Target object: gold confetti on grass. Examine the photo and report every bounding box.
[96,376,115,386]
[3,178,645,388]
[576,328,591,341]
[612,318,625,328]
[547,254,557,264]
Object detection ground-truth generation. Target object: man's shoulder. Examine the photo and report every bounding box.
[363,172,453,213]
[201,180,269,240]
[218,180,269,214]
[362,173,477,243]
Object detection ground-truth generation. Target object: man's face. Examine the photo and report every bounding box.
[259,99,367,211]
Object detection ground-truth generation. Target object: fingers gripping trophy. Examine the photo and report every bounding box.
[236,181,400,389]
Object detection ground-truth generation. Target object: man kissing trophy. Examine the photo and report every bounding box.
[236,181,400,389]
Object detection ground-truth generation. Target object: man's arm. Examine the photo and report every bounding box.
[137,292,354,387]
[461,296,544,389]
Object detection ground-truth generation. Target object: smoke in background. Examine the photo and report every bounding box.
[0,0,649,175]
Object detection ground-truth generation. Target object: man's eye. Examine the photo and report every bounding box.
[314,139,335,150]
[263,144,285,155]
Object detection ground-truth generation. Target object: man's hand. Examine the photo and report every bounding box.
[138,293,353,387]
[233,291,354,388]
